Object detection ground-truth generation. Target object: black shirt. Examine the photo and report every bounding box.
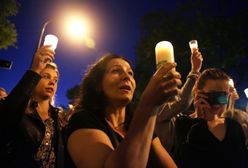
[177,117,247,168]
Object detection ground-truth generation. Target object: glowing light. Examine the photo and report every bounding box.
[244,88,248,98]
[43,34,58,51]
[66,17,88,38]
[229,79,234,87]
[84,37,95,48]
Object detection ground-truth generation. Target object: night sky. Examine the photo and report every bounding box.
[1,0,247,108]
[1,0,177,107]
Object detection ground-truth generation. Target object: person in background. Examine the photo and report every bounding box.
[155,48,203,154]
[227,83,240,112]
[223,108,248,146]
[0,87,8,99]
[220,78,248,146]
[66,53,182,168]
[0,45,65,168]
[177,68,247,168]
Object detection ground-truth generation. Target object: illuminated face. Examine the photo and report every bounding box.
[202,79,230,115]
[34,67,58,101]
[102,58,136,107]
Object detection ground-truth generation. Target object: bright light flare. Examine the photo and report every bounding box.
[66,17,88,38]
[63,14,95,48]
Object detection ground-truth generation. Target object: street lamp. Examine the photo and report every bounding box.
[36,20,53,51]
[31,15,95,67]
[36,16,94,51]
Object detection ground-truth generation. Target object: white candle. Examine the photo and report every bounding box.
[189,40,198,52]
[155,41,174,69]
[43,34,58,51]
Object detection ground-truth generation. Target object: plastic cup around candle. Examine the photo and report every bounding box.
[189,40,198,53]
[44,34,58,51]
[43,34,58,62]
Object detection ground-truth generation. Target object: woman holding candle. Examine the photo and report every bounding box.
[0,45,65,168]
[66,53,181,168]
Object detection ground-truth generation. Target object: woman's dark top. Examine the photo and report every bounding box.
[0,71,64,168]
[66,110,161,168]
[176,116,247,168]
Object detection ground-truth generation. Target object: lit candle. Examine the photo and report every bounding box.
[43,34,58,51]
[189,40,198,53]
[155,41,174,69]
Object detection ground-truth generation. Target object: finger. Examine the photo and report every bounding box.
[43,56,53,64]
[162,71,181,81]
[196,53,203,60]
[192,48,199,53]
[195,91,208,99]
[155,62,177,78]
[195,97,211,108]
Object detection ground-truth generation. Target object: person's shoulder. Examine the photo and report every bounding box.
[175,115,204,140]
[176,115,204,127]
[69,110,97,122]
[225,117,245,138]
[225,117,241,127]
[67,110,106,137]
[68,110,94,126]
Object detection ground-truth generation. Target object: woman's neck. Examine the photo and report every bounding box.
[105,106,126,128]
[35,99,51,121]
[207,115,225,127]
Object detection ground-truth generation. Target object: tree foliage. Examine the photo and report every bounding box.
[134,0,248,100]
[66,85,80,103]
[0,0,19,49]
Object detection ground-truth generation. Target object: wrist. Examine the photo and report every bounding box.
[187,71,201,80]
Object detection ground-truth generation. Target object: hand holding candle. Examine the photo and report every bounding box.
[155,41,180,110]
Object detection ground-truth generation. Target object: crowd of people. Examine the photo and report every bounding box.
[0,43,248,168]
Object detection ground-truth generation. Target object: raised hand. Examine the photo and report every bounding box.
[30,45,55,74]
[191,48,203,73]
[193,90,211,119]
[140,62,182,112]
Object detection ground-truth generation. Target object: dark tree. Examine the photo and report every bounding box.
[134,0,248,101]
[66,85,80,103]
[0,0,19,49]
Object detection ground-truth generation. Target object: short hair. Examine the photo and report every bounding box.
[193,68,230,93]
